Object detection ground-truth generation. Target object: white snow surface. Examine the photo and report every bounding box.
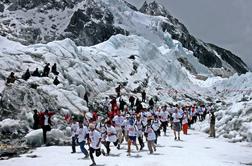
[1,130,252,166]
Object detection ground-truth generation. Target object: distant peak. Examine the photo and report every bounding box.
[140,0,170,17]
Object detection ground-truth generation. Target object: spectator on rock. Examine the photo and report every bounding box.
[51,63,59,75]
[39,110,55,145]
[6,72,16,85]
[42,63,50,77]
[84,92,89,107]
[33,109,39,129]
[53,76,60,86]
[22,69,31,81]
[142,90,146,102]
[115,85,121,98]
[32,68,41,77]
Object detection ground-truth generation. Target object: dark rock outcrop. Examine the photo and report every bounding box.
[63,4,128,46]
[0,3,4,13]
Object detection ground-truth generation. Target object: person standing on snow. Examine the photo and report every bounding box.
[112,112,125,149]
[152,115,161,144]
[126,117,139,156]
[104,121,118,156]
[172,108,182,141]
[78,122,89,158]
[182,110,189,135]
[39,110,55,145]
[135,114,145,150]
[88,123,105,166]
[144,119,156,154]
[70,118,78,153]
[159,105,169,136]
[209,112,216,138]
[33,109,39,129]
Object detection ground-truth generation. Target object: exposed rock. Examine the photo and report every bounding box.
[63,7,128,46]
[0,3,4,13]
[139,1,249,75]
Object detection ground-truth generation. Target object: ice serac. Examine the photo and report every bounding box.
[139,1,249,75]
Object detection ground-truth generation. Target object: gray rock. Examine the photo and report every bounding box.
[139,1,248,75]
[0,3,4,12]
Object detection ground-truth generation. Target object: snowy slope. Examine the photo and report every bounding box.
[0,0,248,76]
[1,130,252,166]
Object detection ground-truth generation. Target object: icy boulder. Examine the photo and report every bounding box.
[0,119,20,133]
[25,129,68,147]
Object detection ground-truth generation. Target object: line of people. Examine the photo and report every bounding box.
[6,63,60,86]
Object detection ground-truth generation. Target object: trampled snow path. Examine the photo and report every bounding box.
[1,129,252,166]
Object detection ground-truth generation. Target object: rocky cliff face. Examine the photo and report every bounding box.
[139,1,249,75]
[0,0,249,76]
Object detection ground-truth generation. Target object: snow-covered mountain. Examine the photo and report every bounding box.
[0,0,251,157]
[0,0,249,76]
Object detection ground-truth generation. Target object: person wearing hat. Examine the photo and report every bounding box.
[88,123,105,166]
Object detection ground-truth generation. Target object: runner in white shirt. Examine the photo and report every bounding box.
[172,108,182,140]
[159,105,169,136]
[88,123,104,166]
[152,115,161,144]
[135,114,145,150]
[112,112,125,149]
[126,117,139,156]
[78,123,89,158]
[105,121,118,155]
[145,119,157,154]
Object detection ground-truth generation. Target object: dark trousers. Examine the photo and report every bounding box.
[105,140,118,155]
[138,136,144,148]
[72,136,76,152]
[161,121,168,134]
[89,147,101,164]
[42,125,51,144]
[154,130,160,144]
[79,141,88,156]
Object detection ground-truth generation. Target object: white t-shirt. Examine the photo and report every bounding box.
[152,120,160,131]
[172,112,182,123]
[106,126,117,142]
[89,130,102,149]
[71,123,79,137]
[78,126,88,142]
[145,125,156,141]
[160,111,169,122]
[135,120,143,135]
[126,124,138,137]
[182,114,188,124]
[113,115,125,129]
[44,115,49,126]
